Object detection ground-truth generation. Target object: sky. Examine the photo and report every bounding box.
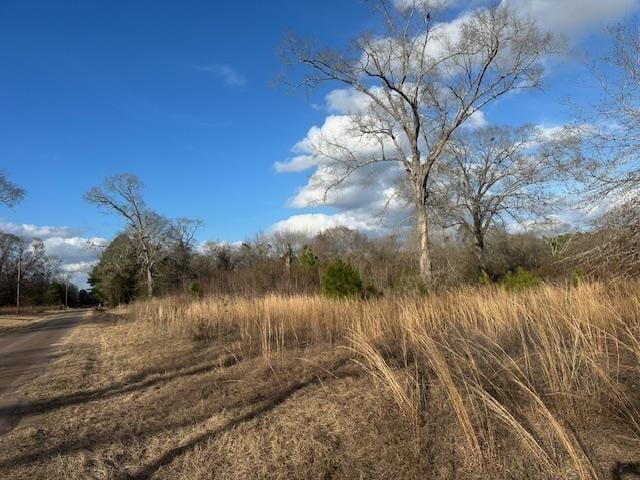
[0,0,639,286]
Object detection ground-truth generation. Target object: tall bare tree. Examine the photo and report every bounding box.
[434,126,575,274]
[284,0,554,289]
[0,171,25,207]
[85,174,169,297]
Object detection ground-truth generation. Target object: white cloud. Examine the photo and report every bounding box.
[43,236,106,264]
[270,207,406,236]
[198,63,247,86]
[0,220,79,239]
[273,113,411,235]
[396,0,640,39]
[504,0,640,36]
[465,110,488,129]
[326,88,372,114]
[61,261,97,274]
[393,0,471,11]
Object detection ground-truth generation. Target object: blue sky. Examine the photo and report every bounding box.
[0,0,638,284]
[0,0,371,239]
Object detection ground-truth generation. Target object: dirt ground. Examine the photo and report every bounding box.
[0,312,424,479]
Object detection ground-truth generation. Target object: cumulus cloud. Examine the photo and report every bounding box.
[395,0,640,38]
[326,88,372,114]
[275,114,389,173]
[198,63,247,86]
[0,221,79,239]
[465,110,488,129]
[504,0,640,36]
[273,112,411,235]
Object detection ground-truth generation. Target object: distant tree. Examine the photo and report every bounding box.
[85,174,170,297]
[503,266,539,291]
[0,171,25,207]
[15,238,47,313]
[158,218,202,292]
[0,233,20,281]
[78,289,96,305]
[321,258,363,298]
[88,234,140,305]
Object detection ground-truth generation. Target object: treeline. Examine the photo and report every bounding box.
[0,172,86,310]
[0,233,83,310]
[88,209,614,305]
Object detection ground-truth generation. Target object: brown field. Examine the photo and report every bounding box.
[1,283,639,479]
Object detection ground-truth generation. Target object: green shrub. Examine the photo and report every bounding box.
[478,270,491,286]
[321,258,363,298]
[188,280,202,298]
[299,245,319,272]
[571,268,586,287]
[503,267,539,291]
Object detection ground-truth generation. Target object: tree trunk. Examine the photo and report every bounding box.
[146,265,154,298]
[473,221,487,277]
[416,200,433,291]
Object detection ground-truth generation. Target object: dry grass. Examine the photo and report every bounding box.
[1,283,639,478]
[131,283,640,478]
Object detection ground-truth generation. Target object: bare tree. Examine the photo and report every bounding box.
[583,23,640,199]
[284,1,554,289]
[434,126,574,274]
[85,174,169,297]
[0,233,20,280]
[570,24,640,275]
[0,171,25,207]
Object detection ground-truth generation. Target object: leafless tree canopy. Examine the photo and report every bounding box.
[85,174,169,297]
[571,24,640,275]
[284,0,554,288]
[433,126,577,272]
[85,174,203,298]
[0,171,25,207]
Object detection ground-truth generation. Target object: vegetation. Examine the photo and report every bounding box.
[0,233,79,311]
[321,258,362,298]
[503,267,539,291]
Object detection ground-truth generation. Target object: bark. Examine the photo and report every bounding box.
[145,263,154,298]
[473,229,486,276]
[415,183,433,290]
[473,215,487,276]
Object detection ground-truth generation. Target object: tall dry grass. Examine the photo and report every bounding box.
[129,282,640,478]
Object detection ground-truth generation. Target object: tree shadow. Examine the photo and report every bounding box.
[132,357,354,479]
[612,462,640,479]
[0,356,358,478]
[0,354,241,419]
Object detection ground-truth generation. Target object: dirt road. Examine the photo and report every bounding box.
[0,310,87,435]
